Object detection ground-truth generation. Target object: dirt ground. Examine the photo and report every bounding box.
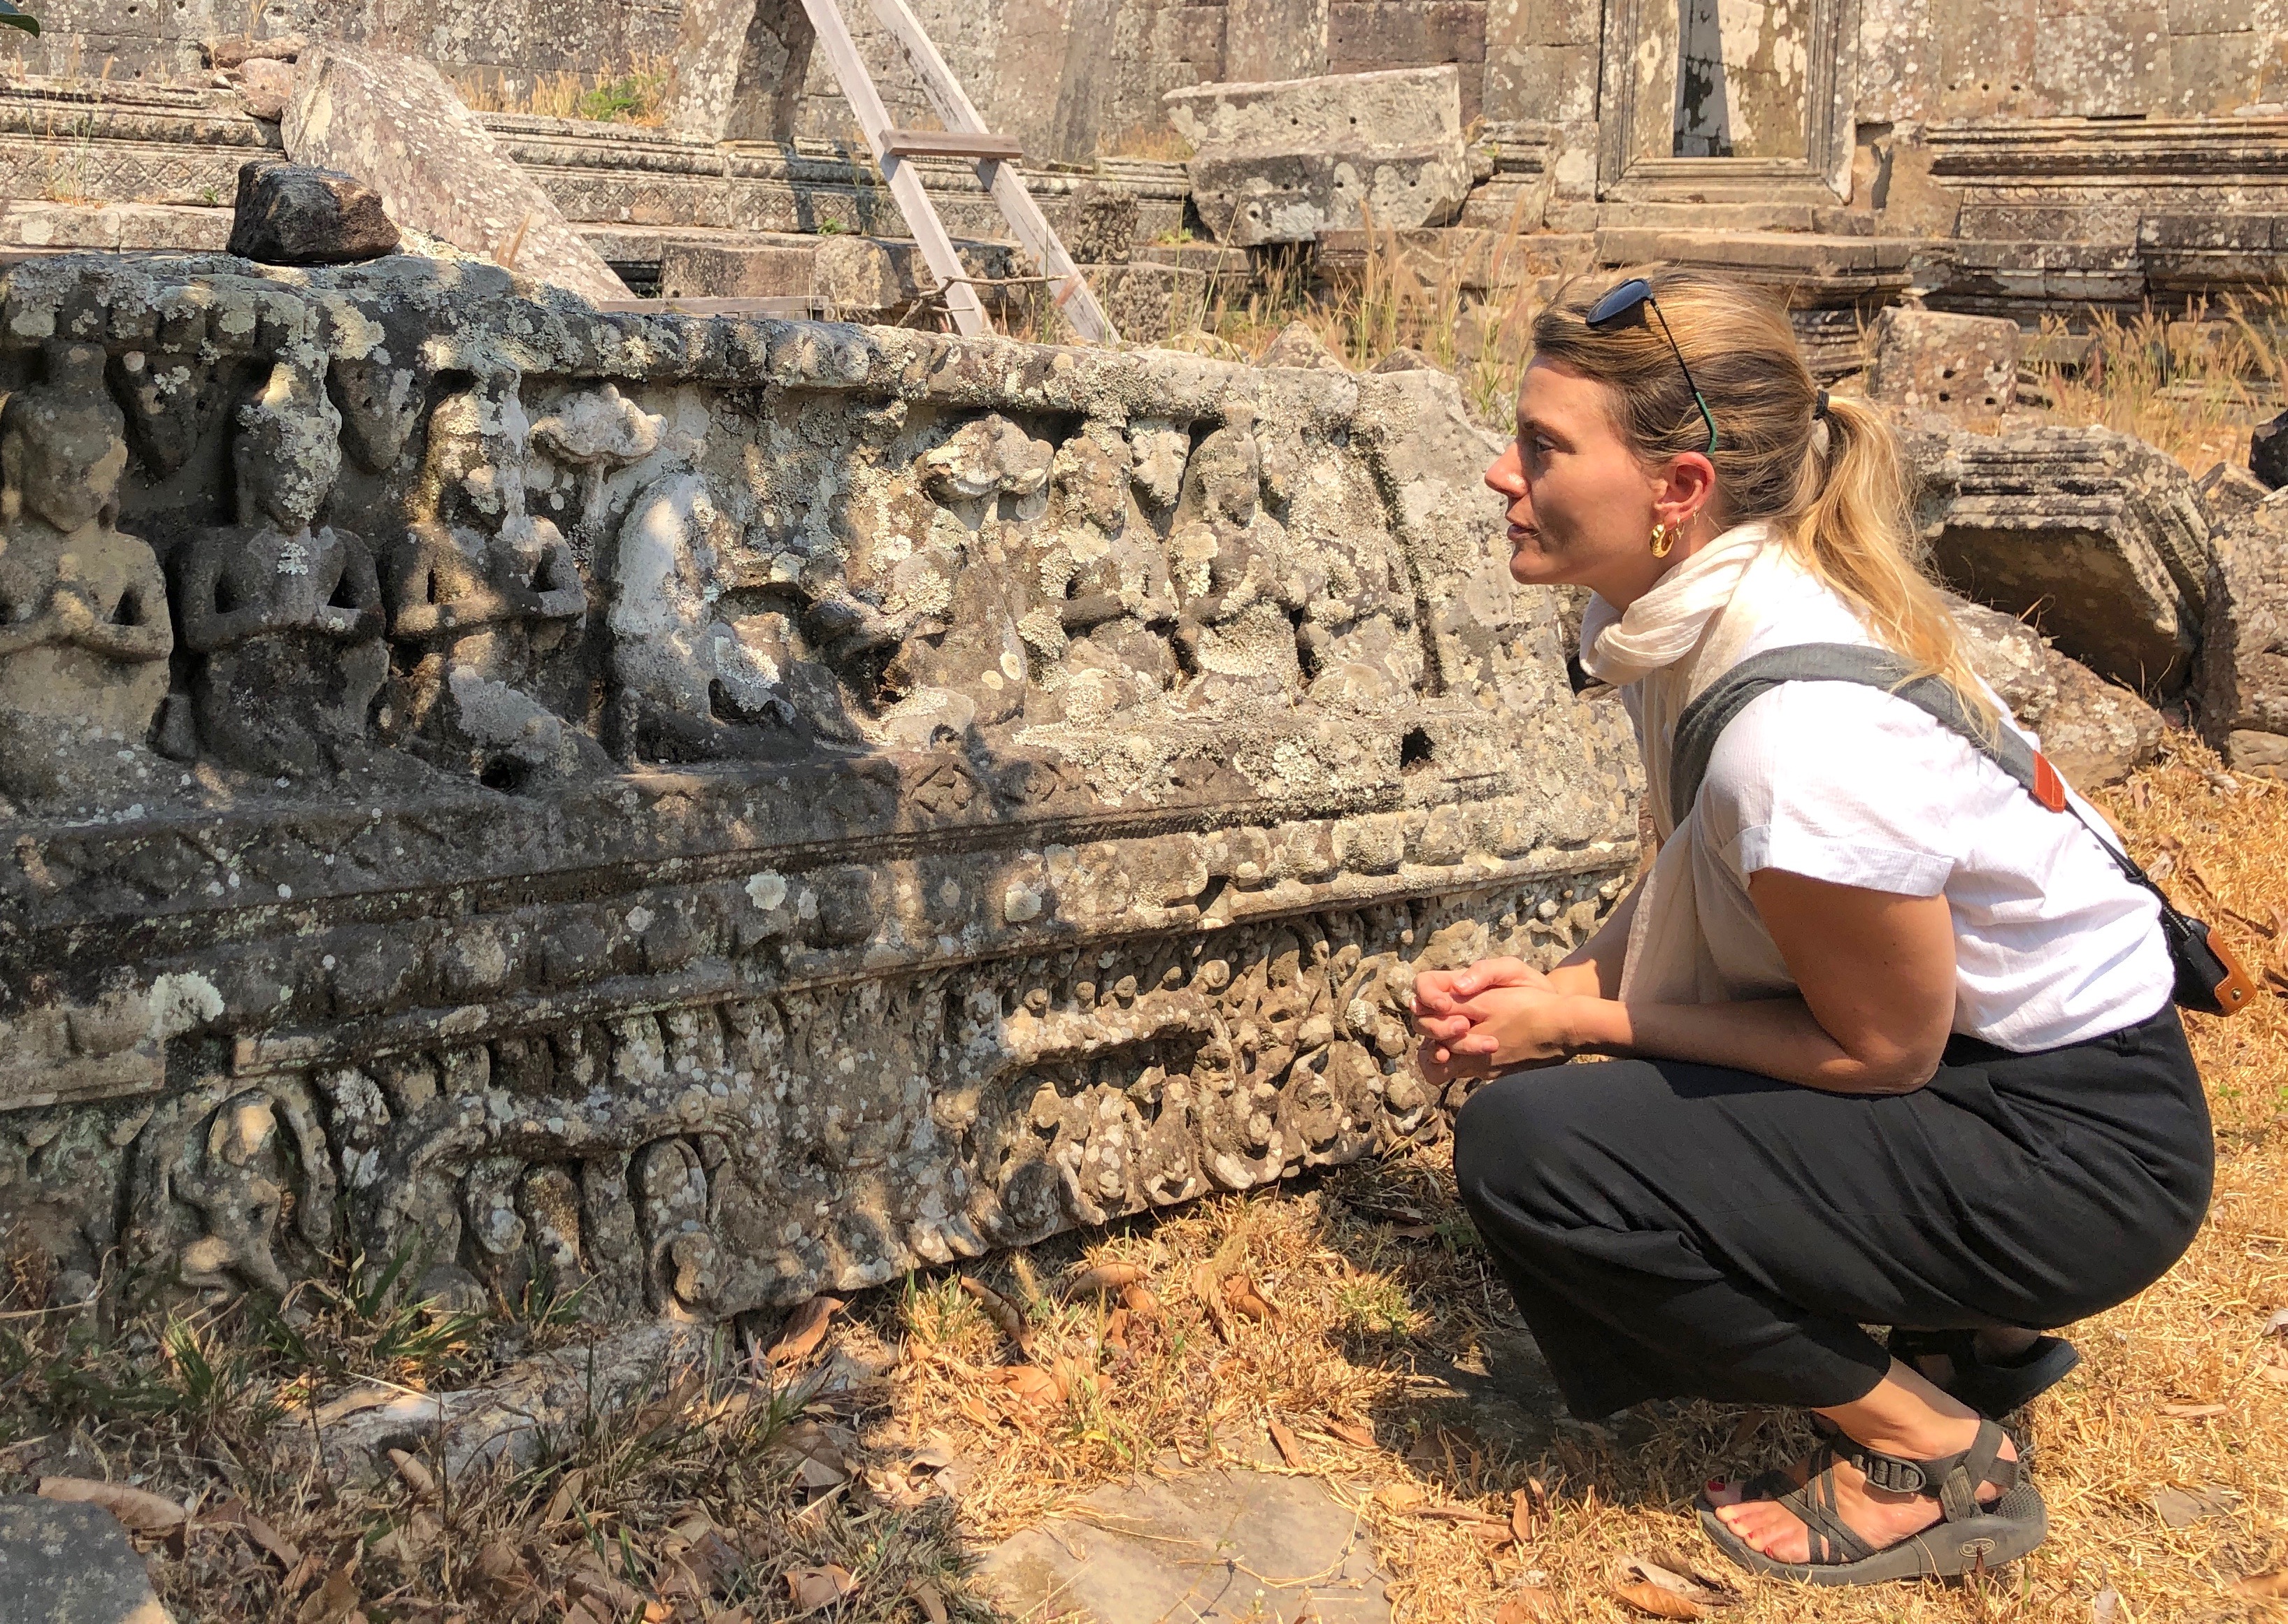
[1,738,2282,1623]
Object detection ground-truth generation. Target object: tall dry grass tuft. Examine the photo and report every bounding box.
[452,54,673,125]
[2034,293,2288,472]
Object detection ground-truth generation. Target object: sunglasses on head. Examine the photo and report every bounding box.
[1585,277,1719,456]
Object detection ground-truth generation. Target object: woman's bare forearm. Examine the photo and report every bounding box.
[1556,991,1942,1095]
[1542,878,1638,999]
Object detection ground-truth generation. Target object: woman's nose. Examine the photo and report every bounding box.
[1485,444,1526,497]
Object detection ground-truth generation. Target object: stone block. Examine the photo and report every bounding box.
[2167,30,2264,114]
[226,159,400,266]
[1082,262,1210,339]
[2200,478,2288,775]
[1166,66,1472,245]
[1952,595,2162,787]
[1482,41,1599,123]
[664,0,815,143]
[0,1494,173,1624]
[282,41,631,303]
[656,234,1020,319]
[1225,0,1330,82]
[2032,9,2173,115]
[1866,308,2018,419]
[1909,418,2212,693]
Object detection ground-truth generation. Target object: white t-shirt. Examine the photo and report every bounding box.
[1630,557,2177,1053]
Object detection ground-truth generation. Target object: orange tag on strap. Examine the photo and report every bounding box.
[2031,753,2068,812]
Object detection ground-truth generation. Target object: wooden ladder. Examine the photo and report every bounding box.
[796,0,1119,343]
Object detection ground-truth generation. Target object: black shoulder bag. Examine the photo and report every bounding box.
[1668,643,2256,1017]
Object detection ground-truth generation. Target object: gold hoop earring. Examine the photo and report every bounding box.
[1650,522,1673,559]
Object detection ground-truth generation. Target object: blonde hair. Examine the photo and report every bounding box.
[1529,268,1994,726]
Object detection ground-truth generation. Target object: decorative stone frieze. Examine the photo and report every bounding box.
[0,252,1638,1317]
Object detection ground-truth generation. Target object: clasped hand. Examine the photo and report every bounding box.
[1409,956,1580,1087]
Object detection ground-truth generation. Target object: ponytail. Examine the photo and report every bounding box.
[1529,271,1996,729]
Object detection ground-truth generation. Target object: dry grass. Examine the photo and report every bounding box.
[2032,295,2288,473]
[450,55,673,126]
[6,742,2284,1621]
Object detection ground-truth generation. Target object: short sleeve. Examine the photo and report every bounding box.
[1694,684,1971,898]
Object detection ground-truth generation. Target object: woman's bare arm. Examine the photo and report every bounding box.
[1415,870,1958,1095]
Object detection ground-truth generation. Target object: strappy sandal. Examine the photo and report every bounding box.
[1696,1417,2046,1585]
[1888,1329,2080,1418]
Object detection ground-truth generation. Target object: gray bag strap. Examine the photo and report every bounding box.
[1668,642,2050,831]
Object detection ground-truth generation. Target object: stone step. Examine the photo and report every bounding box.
[1593,228,1928,306]
[1315,226,1591,292]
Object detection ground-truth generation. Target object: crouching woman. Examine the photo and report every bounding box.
[1413,270,2212,1586]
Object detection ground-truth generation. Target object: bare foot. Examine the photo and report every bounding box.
[1708,1421,2016,1565]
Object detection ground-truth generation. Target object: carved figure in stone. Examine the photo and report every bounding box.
[382,374,610,788]
[329,350,427,473]
[611,468,841,761]
[0,342,174,807]
[110,346,218,477]
[129,1077,336,1299]
[1165,421,1304,702]
[1294,526,1423,710]
[531,382,664,540]
[175,360,388,776]
[1017,422,1181,726]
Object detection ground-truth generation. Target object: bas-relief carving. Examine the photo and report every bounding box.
[0,342,173,810]
[0,259,1639,1318]
[175,361,389,777]
[382,373,613,788]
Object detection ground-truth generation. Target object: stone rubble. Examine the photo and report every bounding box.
[0,1494,174,1624]
[1165,67,1473,247]
[226,159,401,266]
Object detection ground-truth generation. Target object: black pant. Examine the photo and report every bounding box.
[1452,1003,2213,1418]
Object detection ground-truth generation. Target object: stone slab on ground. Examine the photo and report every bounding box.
[1952,596,2164,787]
[656,234,1018,319]
[0,1494,172,1623]
[282,41,630,303]
[2200,477,2288,777]
[1907,417,2212,693]
[978,1467,1391,1623]
[1166,67,1471,247]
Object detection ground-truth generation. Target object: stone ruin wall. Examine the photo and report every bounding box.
[0,252,1638,1319]
[17,0,2288,186]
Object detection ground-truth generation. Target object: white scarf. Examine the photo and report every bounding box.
[1581,519,1787,1003]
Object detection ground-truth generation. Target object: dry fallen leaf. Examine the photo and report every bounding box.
[1223,1272,1275,1321]
[1120,1281,1162,1320]
[2264,1306,2288,1338]
[295,1569,363,1624]
[1623,1553,1742,1611]
[1102,1305,1131,1358]
[1323,1416,1376,1449]
[994,1363,1067,1409]
[2157,1402,2227,1418]
[2150,1483,2240,1528]
[1268,1416,1306,1468]
[961,1277,1033,1354]
[38,1476,186,1534]
[1508,1488,1536,1546]
[2233,1570,2288,1598]
[1496,1589,1557,1623]
[627,1367,706,1437]
[1613,1580,1708,1619]
[541,1469,585,1525]
[909,1579,950,1623]
[203,1497,303,1571]
[310,1388,399,1428]
[1378,1482,1425,1512]
[471,1540,530,1600]
[566,1556,648,1616]
[1065,1262,1145,1296]
[765,1296,843,1367]
[388,1449,438,1502]
[786,1563,857,1613]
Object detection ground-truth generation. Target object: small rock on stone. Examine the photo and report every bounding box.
[227,159,401,266]
[1369,347,1445,375]
[0,1493,174,1623]
[1258,319,1347,372]
[2252,408,2288,491]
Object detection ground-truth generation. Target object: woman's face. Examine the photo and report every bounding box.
[1484,358,1707,606]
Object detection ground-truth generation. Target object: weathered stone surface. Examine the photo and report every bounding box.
[1952,596,2163,788]
[1866,308,2018,420]
[656,235,1019,320]
[979,1467,1390,1623]
[1258,319,1349,372]
[1906,417,2211,693]
[0,253,1636,1321]
[2199,473,2288,777]
[1166,67,1472,246]
[662,0,815,144]
[226,160,400,266]
[282,43,631,302]
[0,1495,172,1624]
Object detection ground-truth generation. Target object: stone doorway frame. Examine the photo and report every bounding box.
[1594,0,1859,202]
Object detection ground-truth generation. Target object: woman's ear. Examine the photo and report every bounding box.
[1651,451,1718,531]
